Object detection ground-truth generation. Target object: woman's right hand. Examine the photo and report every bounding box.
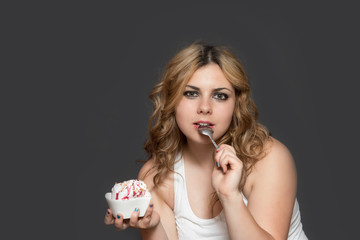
[104,203,160,231]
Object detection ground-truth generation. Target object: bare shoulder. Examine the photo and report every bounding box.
[265,137,296,178]
[138,158,175,210]
[244,137,298,239]
[138,158,157,189]
[245,137,297,197]
[253,137,296,176]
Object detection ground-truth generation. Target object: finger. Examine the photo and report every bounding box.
[219,152,230,173]
[222,154,244,174]
[215,145,239,173]
[218,144,237,155]
[114,213,128,231]
[214,147,224,168]
[129,208,140,227]
[140,204,154,227]
[144,204,154,219]
[218,150,237,173]
[216,144,232,153]
[104,209,115,225]
[216,148,229,172]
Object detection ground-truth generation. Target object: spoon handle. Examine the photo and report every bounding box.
[209,136,219,150]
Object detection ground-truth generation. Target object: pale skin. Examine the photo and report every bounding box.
[105,64,297,240]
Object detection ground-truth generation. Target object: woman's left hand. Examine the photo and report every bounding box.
[212,144,243,200]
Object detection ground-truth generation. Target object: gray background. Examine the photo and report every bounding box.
[4,0,359,239]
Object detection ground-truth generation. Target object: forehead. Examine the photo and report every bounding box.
[187,64,233,89]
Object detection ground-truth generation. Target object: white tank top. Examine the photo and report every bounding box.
[173,155,308,240]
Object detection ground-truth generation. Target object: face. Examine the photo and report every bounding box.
[175,64,235,146]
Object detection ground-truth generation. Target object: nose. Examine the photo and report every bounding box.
[197,97,212,114]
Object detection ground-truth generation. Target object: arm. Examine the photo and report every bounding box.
[139,159,178,240]
[213,138,297,240]
[104,159,178,239]
[139,195,169,240]
[140,195,175,240]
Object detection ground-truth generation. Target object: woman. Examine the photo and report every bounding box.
[104,42,308,240]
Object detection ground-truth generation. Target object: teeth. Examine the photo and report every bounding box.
[197,123,210,127]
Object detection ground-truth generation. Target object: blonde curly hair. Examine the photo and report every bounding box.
[144,41,270,191]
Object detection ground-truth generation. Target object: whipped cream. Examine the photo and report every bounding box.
[111,179,151,200]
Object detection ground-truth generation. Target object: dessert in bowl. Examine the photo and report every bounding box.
[105,179,152,219]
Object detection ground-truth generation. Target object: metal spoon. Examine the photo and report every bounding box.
[198,127,219,150]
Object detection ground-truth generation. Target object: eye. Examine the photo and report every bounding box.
[183,91,199,98]
[213,92,228,100]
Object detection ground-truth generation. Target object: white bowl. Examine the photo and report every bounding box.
[105,192,152,219]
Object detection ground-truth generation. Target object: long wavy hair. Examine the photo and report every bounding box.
[144,41,270,191]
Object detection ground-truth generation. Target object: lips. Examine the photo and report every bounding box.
[193,121,214,129]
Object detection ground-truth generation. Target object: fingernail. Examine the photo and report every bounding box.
[107,210,110,214]
[149,204,153,208]
[135,208,139,212]
[216,162,219,167]
[117,215,121,219]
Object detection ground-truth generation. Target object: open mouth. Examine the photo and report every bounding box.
[194,122,214,129]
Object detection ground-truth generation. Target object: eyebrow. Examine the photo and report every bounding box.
[185,85,233,93]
